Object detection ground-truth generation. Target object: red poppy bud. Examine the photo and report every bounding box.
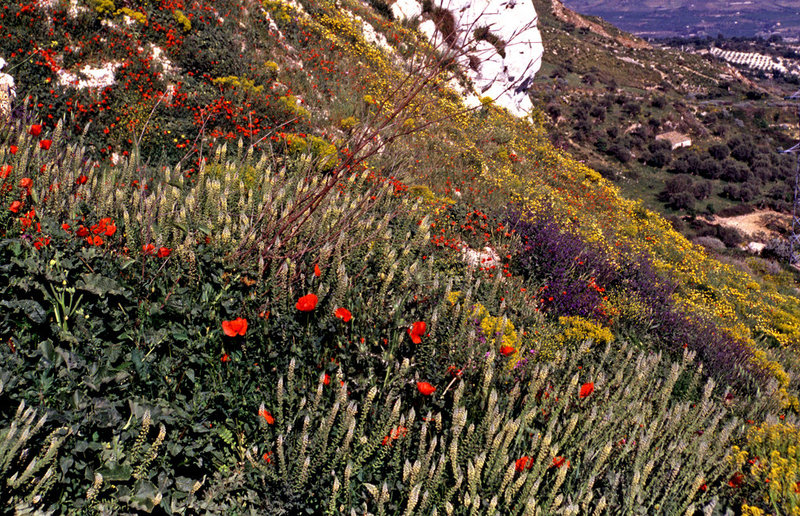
[296,293,318,312]
[76,174,88,185]
[416,381,435,396]
[323,373,330,385]
[222,317,248,337]
[314,263,321,277]
[221,353,231,363]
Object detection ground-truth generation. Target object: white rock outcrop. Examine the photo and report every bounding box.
[392,0,543,117]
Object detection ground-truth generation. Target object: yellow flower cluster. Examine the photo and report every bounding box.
[557,316,614,349]
[741,423,800,513]
[212,76,265,94]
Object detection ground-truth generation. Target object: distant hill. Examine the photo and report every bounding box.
[562,0,800,38]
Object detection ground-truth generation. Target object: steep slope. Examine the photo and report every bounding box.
[530,0,798,250]
[0,0,799,513]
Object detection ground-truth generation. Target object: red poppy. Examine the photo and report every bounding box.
[76,174,88,185]
[407,321,426,344]
[19,177,32,190]
[157,247,172,258]
[221,353,231,363]
[263,451,273,463]
[61,223,70,231]
[700,484,707,491]
[323,373,331,385]
[222,317,248,337]
[515,456,533,472]
[39,140,52,150]
[728,472,744,488]
[76,225,89,237]
[29,124,42,136]
[579,382,594,399]
[9,200,22,213]
[417,381,436,396]
[104,223,117,236]
[258,405,275,424]
[551,456,569,468]
[0,164,10,178]
[314,263,321,277]
[500,345,515,356]
[335,307,352,322]
[296,293,318,311]
[142,243,155,255]
[88,235,103,246]
[9,145,17,155]
[33,237,50,250]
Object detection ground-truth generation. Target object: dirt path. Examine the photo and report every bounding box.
[710,209,791,240]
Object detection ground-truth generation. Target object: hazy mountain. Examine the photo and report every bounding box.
[562,0,800,38]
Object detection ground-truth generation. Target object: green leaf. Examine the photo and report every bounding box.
[2,299,48,324]
[77,273,124,297]
[98,462,133,482]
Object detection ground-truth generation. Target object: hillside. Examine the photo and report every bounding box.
[1,0,800,514]
[531,0,800,257]
[561,0,800,38]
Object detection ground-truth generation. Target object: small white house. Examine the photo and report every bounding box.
[656,131,692,150]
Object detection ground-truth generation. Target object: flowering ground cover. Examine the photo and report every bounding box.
[2,0,800,514]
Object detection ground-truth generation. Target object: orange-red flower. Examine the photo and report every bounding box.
[76,225,90,237]
[29,124,42,136]
[221,353,231,362]
[335,307,352,322]
[76,174,88,185]
[0,164,11,178]
[157,247,171,258]
[222,317,248,337]
[39,140,52,150]
[323,373,331,385]
[515,456,533,472]
[258,405,275,424]
[314,263,321,277]
[263,451,273,463]
[579,382,594,399]
[9,200,22,213]
[417,381,435,396]
[407,321,426,344]
[9,145,17,155]
[551,456,569,468]
[500,345,515,356]
[296,293,318,311]
[19,177,32,190]
[728,472,744,488]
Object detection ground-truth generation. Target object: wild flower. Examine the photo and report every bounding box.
[416,381,435,395]
[39,140,52,150]
[222,318,248,337]
[334,307,352,322]
[407,321,426,343]
[296,294,318,312]
[579,382,594,399]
